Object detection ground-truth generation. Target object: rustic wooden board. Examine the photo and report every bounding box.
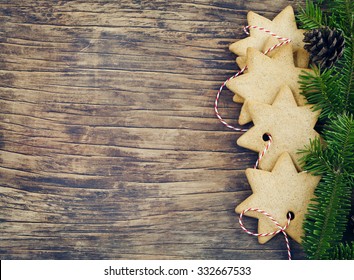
[0,0,307,259]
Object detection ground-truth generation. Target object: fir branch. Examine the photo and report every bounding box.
[297,0,326,29]
[299,0,353,109]
[325,114,354,171]
[299,114,354,259]
[298,138,331,175]
[331,242,354,260]
[323,0,354,35]
[297,0,354,260]
[299,67,346,119]
[339,39,354,112]
[322,0,354,110]
[332,33,354,115]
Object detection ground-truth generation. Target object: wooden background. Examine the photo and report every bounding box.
[0,0,308,259]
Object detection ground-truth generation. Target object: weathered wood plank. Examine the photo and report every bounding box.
[0,0,307,259]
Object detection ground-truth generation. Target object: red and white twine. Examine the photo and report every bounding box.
[243,25,292,56]
[214,66,248,132]
[239,208,292,260]
[254,134,272,169]
[214,25,291,131]
[215,26,293,259]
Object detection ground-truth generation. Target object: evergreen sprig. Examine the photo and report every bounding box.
[297,0,326,29]
[332,243,354,260]
[297,0,354,259]
[299,114,354,259]
[330,0,354,113]
[299,67,345,119]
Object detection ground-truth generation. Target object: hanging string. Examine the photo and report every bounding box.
[215,26,293,259]
[214,25,291,131]
[239,208,292,260]
[254,134,272,169]
[214,66,248,132]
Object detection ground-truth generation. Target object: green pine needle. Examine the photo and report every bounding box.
[322,0,354,36]
[297,0,353,260]
[306,0,354,112]
[299,67,345,120]
[263,0,354,260]
[299,114,354,259]
[331,243,354,260]
[297,0,326,29]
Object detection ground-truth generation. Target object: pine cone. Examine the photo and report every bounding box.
[303,27,345,68]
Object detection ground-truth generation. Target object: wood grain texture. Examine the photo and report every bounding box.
[0,0,307,259]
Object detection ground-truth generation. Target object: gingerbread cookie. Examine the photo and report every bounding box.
[230,6,309,68]
[232,37,284,104]
[262,36,310,68]
[235,36,282,69]
[233,93,245,103]
[237,85,320,171]
[236,152,321,244]
[226,44,313,125]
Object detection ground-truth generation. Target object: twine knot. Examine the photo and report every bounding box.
[239,208,292,260]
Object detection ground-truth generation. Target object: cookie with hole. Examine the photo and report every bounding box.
[236,85,320,171]
[236,152,321,244]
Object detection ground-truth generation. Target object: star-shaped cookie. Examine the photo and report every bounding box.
[235,36,308,70]
[226,44,313,125]
[230,5,309,68]
[232,37,292,105]
[236,152,321,244]
[237,85,320,171]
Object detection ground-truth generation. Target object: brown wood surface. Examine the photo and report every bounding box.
[0,0,307,259]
